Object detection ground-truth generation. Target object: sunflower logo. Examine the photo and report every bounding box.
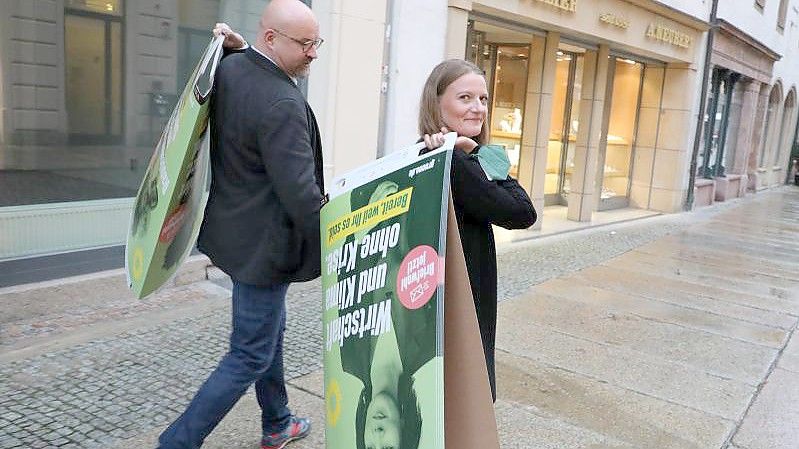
[131,247,145,281]
[326,379,342,427]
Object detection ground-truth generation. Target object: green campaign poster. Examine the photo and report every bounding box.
[125,36,223,299]
[321,137,455,449]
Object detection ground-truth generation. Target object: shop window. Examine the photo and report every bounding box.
[490,45,530,180]
[0,0,276,213]
[66,0,124,16]
[699,69,737,178]
[760,86,782,167]
[597,57,644,210]
[774,90,796,166]
[545,48,584,206]
[778,0,789,30]
[467,21,533,184]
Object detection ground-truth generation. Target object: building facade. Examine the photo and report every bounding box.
[0,0,797,275]
[692,0,799,207]
[0,0,388,261]
[442,0,710,227]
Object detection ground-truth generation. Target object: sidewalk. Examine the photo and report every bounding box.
[1,187,797,449]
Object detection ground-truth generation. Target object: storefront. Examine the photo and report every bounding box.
[693,19,781,206]
[448,0,708,226]
[0,0,389,270]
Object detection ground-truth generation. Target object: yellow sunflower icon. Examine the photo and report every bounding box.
[326,379,342,427]
[131,247,145,281]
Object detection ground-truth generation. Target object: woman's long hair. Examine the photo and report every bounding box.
[418,59,489,145]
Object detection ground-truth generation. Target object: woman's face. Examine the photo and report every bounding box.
[364,391,401,449]
[439,73,489,138]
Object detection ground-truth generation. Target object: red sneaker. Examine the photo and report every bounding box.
[261,416,311,449]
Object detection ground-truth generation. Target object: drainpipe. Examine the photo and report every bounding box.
[375,0,395,158]
[685,0,719,211]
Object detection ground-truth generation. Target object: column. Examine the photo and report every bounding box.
[309,0,388,181]
[567,45,609,222]
[519,33,557,230]
[731,79,761,195]
[648,64,700,213]
[747,84,770,190]
[446,0,471,59]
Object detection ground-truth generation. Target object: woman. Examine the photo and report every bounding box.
[419,59,537,401]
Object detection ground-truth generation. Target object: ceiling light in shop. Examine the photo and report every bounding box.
[621,58,637,65]
[556,51,564,56]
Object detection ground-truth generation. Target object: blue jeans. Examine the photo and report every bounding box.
[158,281,292,449]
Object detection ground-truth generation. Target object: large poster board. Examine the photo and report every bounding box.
[125,36,223,299]
[321,138,452,449]
[321,134,500,449]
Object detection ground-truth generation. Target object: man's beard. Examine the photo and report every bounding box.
[293,60,312,78]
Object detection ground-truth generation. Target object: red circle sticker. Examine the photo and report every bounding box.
[396,245,439,309]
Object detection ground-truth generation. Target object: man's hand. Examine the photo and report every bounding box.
[213,22,247,49]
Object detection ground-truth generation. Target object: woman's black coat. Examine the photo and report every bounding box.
[447,147,536,400]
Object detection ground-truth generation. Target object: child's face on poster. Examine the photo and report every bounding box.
[364,391,402,449]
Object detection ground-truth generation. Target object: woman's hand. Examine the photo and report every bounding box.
[423,132,446,150]
[441,127,478,154]
[213,23,246,49]
[424,127,479,153]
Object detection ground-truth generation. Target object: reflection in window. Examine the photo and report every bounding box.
[489,45,530,179]
[0,0,276,208]
[600,58,643,202]
[545,50,583,205]
[66,0,124,16]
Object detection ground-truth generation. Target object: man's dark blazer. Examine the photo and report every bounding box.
[198,47,325,286]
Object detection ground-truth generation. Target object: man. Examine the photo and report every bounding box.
[157,1,325,448]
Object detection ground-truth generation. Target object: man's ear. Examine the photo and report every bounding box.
[263,29,275,48]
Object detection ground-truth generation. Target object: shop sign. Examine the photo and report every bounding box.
[646,23,692,49]
[534,0,577,13]
[599,13,629,29]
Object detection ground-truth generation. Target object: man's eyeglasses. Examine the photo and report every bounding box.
[272,29,324,53]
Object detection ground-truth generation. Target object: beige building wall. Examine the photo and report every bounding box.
[568,46,610,222]
[309,0,388,185]
[649,65,699,212]
[1,0,67,145]
[519,34,555,230]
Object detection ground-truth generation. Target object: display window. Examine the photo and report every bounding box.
[467,21,532,182]
[545,47,584,205]
[597,57,644,210]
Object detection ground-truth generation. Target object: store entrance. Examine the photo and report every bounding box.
[467,21,532,183]
[596,57,645,210]
[545,45,585,206]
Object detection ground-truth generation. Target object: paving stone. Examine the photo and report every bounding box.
[1,188,797,448]
[732,368,799,449]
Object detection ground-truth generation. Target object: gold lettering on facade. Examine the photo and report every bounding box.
[535,0,577,13]
[599,13,629,29]
[646,23,692,49]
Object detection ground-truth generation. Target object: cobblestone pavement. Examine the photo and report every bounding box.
[0,194,750,449]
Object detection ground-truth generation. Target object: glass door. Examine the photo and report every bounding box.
[545,50,584,206]
[467,21,532,181]
[65,10,123,144]
[488,45,530,179]
[597,57,644,211]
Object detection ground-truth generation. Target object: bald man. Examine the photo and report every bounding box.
[157,1,324,448]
